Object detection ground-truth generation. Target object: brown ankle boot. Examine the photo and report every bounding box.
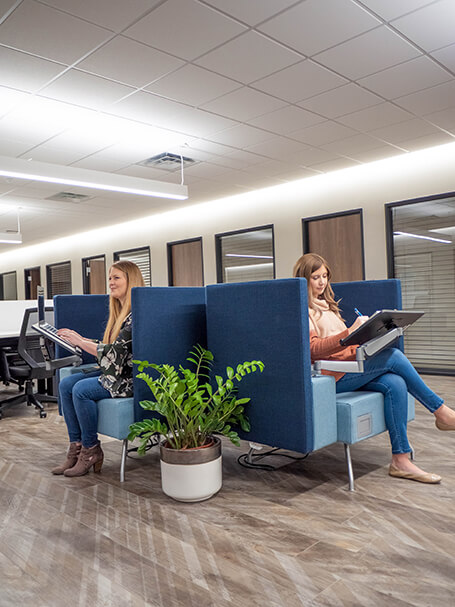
[64,443,104,477]
[51,442,82,475]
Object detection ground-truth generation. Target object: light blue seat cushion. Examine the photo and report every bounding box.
[97,397,134,440]
[59,364,98,381]
[312,375,338,450]
[336,391,415,445]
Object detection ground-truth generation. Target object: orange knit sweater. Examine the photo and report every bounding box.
[309,299,357,381]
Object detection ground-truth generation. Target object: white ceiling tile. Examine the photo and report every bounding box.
[358,56,452,99]
[245,136,309,160]
[0,47,66,92]
[20,145,90,165]
[109,91,183,124]
[394,81,455,115]
[220,149,267,167]
[195,30,301,84]
[201,87,285,122]
[0,137,33,157]
[145,65,240,107]
[322,133,393,155]
[337,103,413,131]
[202,0,297,26]
[399,131,455,151]
[258,0,380,56]
[38,0,159,32]
[358,0,436,21]
[40,70,134,110]
[0,87,32,116]
[424,107,455,131]
[290,121,358,145]
[166,106,238,138]
[124,0,246,61]
[279,145,340,166]
[315,26,421,80]
[309,158,360,172]
[208,124,273,147]
[432,43,455,72]
[0,0,112,64]
[78,37,185,88]
[298,84,382,118]
[392,0,455,52]
[248,105,325,134]
[253,60,348,103]
[369,118,441,144]
[348,145,404,163]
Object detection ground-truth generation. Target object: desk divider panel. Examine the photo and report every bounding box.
[206,278,314,454]
[54,294,109,365]
[131,287,207,422]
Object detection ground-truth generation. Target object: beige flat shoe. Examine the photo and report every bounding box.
[389,464,441,484]
[435,419,455,431]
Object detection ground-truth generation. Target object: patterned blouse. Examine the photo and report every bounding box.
[96,313,133,398]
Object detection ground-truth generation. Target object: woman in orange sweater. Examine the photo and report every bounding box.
[294,253,455,484]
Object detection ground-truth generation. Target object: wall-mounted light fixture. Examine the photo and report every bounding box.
[0,155,188,200]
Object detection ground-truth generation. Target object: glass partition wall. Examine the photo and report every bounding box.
[386,193,455,374]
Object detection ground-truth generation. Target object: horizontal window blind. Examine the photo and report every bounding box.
[218,227,274,284]
[47,262,71,298]
[391,198,455,373]
[114,247,151,286]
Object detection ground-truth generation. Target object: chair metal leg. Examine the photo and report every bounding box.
[120,439,128,483]
[344,443,355,491]
[409,441,415,461]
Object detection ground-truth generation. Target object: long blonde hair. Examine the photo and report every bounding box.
[293,253,341,317]
[102,261,145,343]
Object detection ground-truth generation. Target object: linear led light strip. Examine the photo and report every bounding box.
[0,155,188,200]
[394,231,451,244]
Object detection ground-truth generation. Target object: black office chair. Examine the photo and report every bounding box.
[0,307,80,419]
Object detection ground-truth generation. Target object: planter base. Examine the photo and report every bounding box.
[160,457,222,502]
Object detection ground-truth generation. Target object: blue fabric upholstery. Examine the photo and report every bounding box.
[336,391,415,444]
[207,279,322,453]
[131,286,207,421]
[97,397,134,440]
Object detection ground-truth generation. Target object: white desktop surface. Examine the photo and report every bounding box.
[0,300,54,337]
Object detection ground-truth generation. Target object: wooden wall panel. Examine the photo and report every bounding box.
[169,240,203,286]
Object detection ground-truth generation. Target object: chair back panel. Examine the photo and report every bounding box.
[131,287,207,421]
[54,295,109,364]
[206,279,314,453]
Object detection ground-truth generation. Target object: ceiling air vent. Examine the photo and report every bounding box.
[46,192,92,203]
[137,152,198,172]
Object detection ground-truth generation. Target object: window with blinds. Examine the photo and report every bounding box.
[388,194,455,374]
[113,247,151,286]
[0,271,17,300]
[46,262,72,298]
[216,226,275,284]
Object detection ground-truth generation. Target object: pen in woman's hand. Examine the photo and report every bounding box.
[354,308,363,317]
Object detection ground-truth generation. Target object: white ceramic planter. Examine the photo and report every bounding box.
[160,437,222,502]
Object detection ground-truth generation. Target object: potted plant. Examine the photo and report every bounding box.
[128,345,264,502]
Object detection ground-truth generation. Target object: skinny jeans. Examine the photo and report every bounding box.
[58,371,111,448]
[335,348,443,454]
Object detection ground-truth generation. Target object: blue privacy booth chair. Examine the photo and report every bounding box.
[206,278,414,490]
[54,287,206,481]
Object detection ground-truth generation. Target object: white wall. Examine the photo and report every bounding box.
[1,142,455,298]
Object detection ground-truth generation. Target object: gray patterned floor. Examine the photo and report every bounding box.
[0,375,454,607]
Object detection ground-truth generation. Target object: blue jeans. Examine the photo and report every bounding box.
[336,348,443,454]
[58,371,111,448]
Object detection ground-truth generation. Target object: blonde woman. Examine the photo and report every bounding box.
[294,253,455,484]
[53,261,145,477]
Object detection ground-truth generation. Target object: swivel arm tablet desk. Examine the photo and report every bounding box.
[313,309,424,375]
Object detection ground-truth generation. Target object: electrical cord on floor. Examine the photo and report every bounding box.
[237,448,310,471]
[126,434,161,459]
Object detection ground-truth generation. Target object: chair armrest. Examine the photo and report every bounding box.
[313,360,364,374]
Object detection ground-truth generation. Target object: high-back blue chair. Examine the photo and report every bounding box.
[55,288,207,481]
[206,278,414,490]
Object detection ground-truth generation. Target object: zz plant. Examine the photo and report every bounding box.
[128,345,264,454]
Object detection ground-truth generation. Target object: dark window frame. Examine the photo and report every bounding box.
[167,237,204,286]
[46,261,72,299]
[215,224,276,284]
[24,265,41,299]
[82,254,106,294]
[302,208,365,280]
[0,270,18,300]
[113,246,151,286]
